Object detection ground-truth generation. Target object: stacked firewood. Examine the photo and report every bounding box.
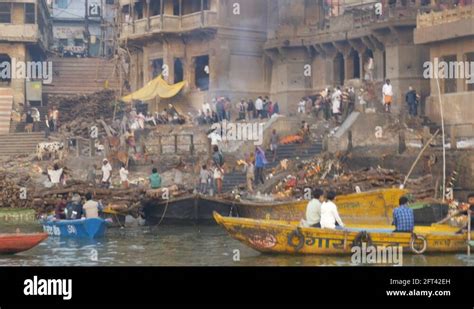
[31,181,146,211]
[48,90,117,137]
[291,167,435,200]
[0,172,34,209]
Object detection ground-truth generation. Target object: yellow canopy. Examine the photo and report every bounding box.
[121,75,185,103]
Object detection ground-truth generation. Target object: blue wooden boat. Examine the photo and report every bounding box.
[41,218,107,239]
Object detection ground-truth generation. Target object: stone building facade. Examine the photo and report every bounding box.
[118,0,454,116]
[414,4,474,137]
[49,0,116,57]
[0,0,52,109]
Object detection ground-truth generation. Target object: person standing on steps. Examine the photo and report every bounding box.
[212,146,225,194]
[254,146,267,186]
[270,129,279,162]
[405,86,419,117]
[382,79,393,113]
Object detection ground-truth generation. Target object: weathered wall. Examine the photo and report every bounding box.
[0,43,26,109]
[426,92,474,137]
[385,43,430,114]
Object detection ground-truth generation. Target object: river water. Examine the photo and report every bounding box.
[1,224,473,266]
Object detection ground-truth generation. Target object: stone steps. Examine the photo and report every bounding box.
[44,57,120,96]
[222,142,323,192]
[0,132,46,156]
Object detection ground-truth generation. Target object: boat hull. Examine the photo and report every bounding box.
[42,218,107,239]
[0,233,48,254]
[235,188,407,225]
[142,195,233,225]
[213,212,470,255]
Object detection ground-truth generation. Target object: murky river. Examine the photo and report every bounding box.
[1,223,473,266]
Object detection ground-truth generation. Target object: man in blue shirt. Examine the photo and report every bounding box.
[392,196,414,233]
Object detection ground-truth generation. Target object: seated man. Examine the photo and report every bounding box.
[83,192,102,219]
[149,168,162,189]
[392,196,415,233]
[301,189,324,228]
[456,193,474,233]
[320,191,345,229]
[54,195,67,220]
[65,194,83,220]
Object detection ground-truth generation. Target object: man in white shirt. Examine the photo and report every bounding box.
[255,96,264,118]
[298,98,306,114]
[47,164,63,186]
[302,188,324,228]
[119,164,129,189]
[208,130,222,146]
[202,102,211,114]
[331,87,342,123]
[320,191,345,229]
[382,79,393,113]
[82,192,101,219]
[101,159,113,188]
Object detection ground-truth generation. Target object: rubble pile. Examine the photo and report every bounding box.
[0,172,34,208]
[31,180,146,214]
[271,154,435,200]
[49,90,117,137]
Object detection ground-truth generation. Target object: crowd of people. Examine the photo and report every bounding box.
[23,106,60,138]
[297,86,356,124]
[196,96,281,125]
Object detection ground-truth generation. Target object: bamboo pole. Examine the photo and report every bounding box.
[435,77,446,202]
[468,209,471,257]
[403,129,440,187]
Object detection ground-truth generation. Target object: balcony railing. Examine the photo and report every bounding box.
[417,5,474,28]
[121,11,218,39]
[0,24,41,42]
[271,5,419,40]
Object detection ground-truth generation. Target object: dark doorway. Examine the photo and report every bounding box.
[173,0,180,16]
[334,53,344,86]
[0,54,12,85]
[152,58,164,78]
[195,55,210,91]
[174,58,184,83]
[352,50,360,79]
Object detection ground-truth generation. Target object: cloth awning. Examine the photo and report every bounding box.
[121,75,185,103]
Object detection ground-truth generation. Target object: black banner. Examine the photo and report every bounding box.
[0,267,472,306]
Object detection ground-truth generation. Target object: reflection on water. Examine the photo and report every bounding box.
[0,224,473,266]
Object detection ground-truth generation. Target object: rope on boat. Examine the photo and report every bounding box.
[352,231,373,248]
[156,198,170,227]
[410,233,427,254]
[288,228,305,251]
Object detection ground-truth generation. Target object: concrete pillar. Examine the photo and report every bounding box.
[359,52,364,80]
[11,44,26,108]
[185,57,196,91]
[163,42,174,84]
[373,49,385,81]
[384,43,430,115]
[343,54,353,83]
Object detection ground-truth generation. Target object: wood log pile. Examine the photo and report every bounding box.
[145,185,184,199]
[31,180,146,212]
[271,151,437,201]
[0,172,34,209]
[48,90,116,137]
[290,167,435,200]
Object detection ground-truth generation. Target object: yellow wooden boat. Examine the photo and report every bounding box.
[236,188,407,225]
[213,212,471,255]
